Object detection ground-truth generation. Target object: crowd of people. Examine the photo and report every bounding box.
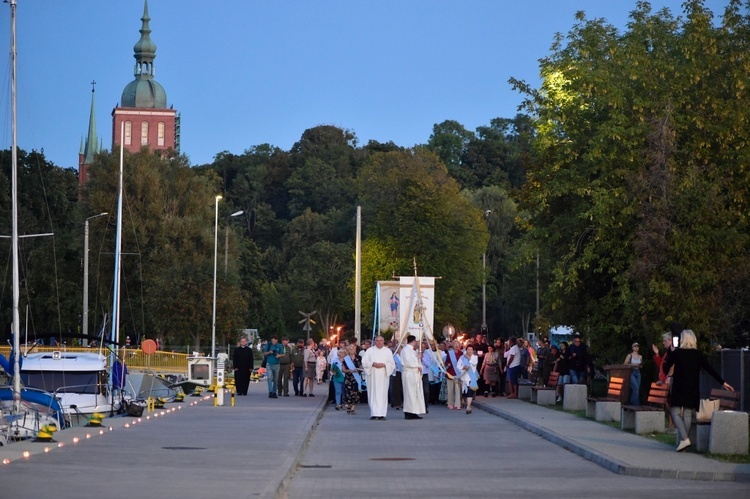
[234,331,593,417]
[233,325,735,450]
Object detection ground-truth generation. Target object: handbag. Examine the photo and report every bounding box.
[696,398,721,422]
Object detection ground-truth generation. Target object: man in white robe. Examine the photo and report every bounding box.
[362,335,396,420]
[401,335,426,419]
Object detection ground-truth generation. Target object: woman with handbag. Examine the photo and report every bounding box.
[663,329,734,452]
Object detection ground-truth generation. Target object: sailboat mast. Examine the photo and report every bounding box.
[110,123,125,355]
[10,0,21,414]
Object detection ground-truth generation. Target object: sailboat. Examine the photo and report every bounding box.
[0,0,68,441]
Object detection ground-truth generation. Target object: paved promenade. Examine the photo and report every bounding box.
[1,382,748,498]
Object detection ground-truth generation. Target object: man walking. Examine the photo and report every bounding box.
[291,339,305,396]
[362,335,395,420]
[276,337,292,396]
[263,336,283,398]
[232,336,254,396]
[401,335,426,419]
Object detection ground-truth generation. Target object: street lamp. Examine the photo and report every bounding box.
[224,210,244,274]
[482,210,491,335]
[211,195,222,359]
[83,212,108,343]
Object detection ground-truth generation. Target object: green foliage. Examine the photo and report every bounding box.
[359,149,489,328]
[513,0,750,356]
[0,149,79,337]
[85,149,247,351]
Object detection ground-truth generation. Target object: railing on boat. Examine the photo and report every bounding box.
[0,346,188,375]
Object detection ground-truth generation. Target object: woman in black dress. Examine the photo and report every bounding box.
[663,329,734,452]
[342,344,362,415]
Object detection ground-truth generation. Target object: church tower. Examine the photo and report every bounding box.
[112,0,179,155]
[78,82,99,186]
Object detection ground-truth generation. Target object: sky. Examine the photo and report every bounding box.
[0,0,731,169]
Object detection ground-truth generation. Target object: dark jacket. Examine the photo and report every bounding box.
[663,348,724,410]
[233,345,254,372]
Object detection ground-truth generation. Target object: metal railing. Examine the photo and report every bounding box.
[0,346,188,375]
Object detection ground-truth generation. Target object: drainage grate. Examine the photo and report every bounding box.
[162,447,206,450]
[299,464,332,468]
[369,457,415,461]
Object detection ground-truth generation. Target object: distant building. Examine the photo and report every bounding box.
[112,0,179,156]
[78,0,180,187]
[78,83,100,186]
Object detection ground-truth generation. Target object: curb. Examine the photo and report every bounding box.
[474,401,750,483]
[261,395,327,499]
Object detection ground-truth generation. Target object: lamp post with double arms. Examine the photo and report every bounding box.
[212,195,222,359]
[83,212,108,343]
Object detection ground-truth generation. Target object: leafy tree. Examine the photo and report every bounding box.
[462,186,524,338]
[85,149,247,352]
[359,149,489,329]
[425,120,475,181]
[511,0,750,358]
[0,149,79,338]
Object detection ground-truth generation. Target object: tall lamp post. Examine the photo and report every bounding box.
[211,195,222,359]
[83,212,108,343]
[482,210,492,335]
[224,210,244,274]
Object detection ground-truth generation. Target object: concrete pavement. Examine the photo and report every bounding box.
[1,381,748,498]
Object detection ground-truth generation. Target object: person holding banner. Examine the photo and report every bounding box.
[342,344,363,415]
[401,335,426,420]
[362,335,396,420]
[457,344,479,414]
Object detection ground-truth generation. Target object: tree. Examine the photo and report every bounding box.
[0,149,79,338]
[85,148,247,351]
[511,0,750,358]
[462,186,524,338]
[425,120,475,182]
[358,149,489,329]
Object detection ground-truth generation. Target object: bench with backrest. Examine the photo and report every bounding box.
[621,382,668,434]
[586,376,623,421]
[530,372,559,405]
[695,388,748,455]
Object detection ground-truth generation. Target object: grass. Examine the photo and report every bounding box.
[544,401,750,463]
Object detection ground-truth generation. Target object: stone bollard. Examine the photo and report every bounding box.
[563,384,587,411]
[709,411,749,455]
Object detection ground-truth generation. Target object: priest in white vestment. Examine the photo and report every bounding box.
[400,335,426,419]
[362,335,396,420]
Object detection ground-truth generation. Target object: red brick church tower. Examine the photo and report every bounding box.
[111,0,179,155]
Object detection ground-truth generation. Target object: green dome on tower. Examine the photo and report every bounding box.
[120,0,167,109]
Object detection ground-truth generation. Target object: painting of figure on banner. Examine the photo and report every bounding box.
[399,276,435,344]
[378,281,401,335]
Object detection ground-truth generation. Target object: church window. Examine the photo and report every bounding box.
[124,121,132,146]
[141,122,149,146]
[158,122,165,146]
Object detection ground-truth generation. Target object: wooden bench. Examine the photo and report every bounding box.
[621,382,667,434]
[695,388,747,454]
[586,376,623,421]
[530,372,559,405]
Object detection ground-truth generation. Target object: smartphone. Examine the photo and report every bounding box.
[672,337,679,348]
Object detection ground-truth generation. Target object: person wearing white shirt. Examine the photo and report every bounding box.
[457,345,479,414]
[362,336,396,420]
[400,335,426,419]
[504,336,521,399]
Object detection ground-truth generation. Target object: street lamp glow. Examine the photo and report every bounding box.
[211,195,222,360]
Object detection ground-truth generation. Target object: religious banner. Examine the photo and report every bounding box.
[376,280,401,336]
[398,276,435,343]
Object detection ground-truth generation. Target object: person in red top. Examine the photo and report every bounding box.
[652,332,672,383]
